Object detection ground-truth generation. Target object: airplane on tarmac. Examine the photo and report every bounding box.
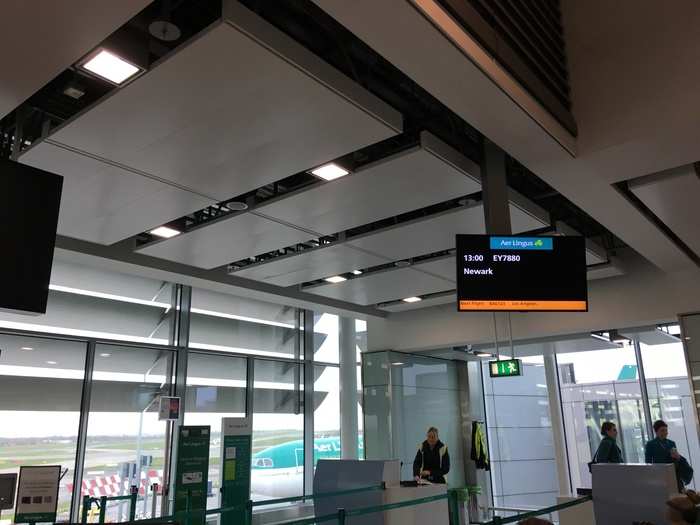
[250,436,364,498]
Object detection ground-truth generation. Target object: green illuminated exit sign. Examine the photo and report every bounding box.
[489,359,522,378]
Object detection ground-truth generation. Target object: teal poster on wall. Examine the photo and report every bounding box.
[174,426,210,525]
[220,418,252,525]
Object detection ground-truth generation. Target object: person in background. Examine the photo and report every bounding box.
[593,421,623,463]
[413,426,450,484]
[646,419,680,464]
[646,419,690,491]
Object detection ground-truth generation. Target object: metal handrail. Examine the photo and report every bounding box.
[486,495,592,525]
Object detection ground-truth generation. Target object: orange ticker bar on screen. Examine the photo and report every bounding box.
[458,300,587,311]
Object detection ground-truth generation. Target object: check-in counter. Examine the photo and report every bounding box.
[313,459,450,525]
[383,484,448,525]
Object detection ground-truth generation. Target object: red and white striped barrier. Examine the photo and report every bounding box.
[67,470,163,497]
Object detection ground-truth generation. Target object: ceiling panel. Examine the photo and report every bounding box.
[380,293,456,312]
[349,197,548,261]
[307,266,453,305]
[29,4,401,206]
[137,213,312,269]
[259,132,480,235]
[412,257,456,281]
[20,141,213,244]
[629,166,700,256]
[619,328,680,346]
[0,1,150,119]
[231,244,388,286]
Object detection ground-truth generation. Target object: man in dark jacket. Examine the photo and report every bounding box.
[413,426,450,484]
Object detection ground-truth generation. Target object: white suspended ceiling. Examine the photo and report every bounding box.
[381,293,456,312]
[20,0,401,245]
[0,0,150,120]
[309,262,454,306]
[234,196,548,286]
[629,165,700,257]
[348,193,548,262]
[21,142,213,244]
[258,131,480,235]
[137,213,313,269]
[231,244,388,287]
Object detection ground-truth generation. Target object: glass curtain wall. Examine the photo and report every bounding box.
[0,333,86,523]
[251,359,304,500]
[0,259,365,522]
[81,344,175,521]
[638,328,700,490]
[183,352,247,508]
[558,339,648,490]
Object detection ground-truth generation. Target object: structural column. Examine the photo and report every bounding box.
[481,138,512,235]
[632,336,654,439]
[543,345,571,496]
[303,310,315,495]
[339,316,359,459]
[162,284,191,515]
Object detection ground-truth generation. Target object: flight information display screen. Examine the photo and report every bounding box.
[456,235,588,312]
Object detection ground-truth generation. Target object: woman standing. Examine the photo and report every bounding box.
[593,421,623,464]
[413,427,450,483]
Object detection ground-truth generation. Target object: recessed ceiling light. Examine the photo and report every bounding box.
[351,270,363,275]
[81,49,141,85]
[391,362,405,366]
[402,296,422,303]
[46,361,57,365]
[324,275,347,284]
[99,353,112,358]
[149,226,181,239]
[311,163,349,181]
[225,201,248,211]
[21,346,34,351]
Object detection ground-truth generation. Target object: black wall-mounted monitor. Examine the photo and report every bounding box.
[456,234,588,312]
[0,158,63,315]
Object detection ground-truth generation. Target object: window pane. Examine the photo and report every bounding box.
[314,365,341,465]
[82,344,175,521]
[313,313,339,363]
[184,352,247,508]
[0,333,86,523]
[639,328,700,490]
[558,341,649,489]
[0,260,172,344]
[189,289,297,358]
[251,360,303,500]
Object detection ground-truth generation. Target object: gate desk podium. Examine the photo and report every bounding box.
[314,459,448,525]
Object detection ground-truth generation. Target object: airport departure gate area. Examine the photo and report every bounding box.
[0,261,699,525]
[2,1,700,525]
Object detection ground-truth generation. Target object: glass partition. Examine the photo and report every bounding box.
[81,344,175,521]
[362,351,465,484]
[0,333,86,523]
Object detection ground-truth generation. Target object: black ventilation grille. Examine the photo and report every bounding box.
[438,0,576,136]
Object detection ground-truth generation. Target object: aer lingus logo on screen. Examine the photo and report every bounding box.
[490,236,553,250]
